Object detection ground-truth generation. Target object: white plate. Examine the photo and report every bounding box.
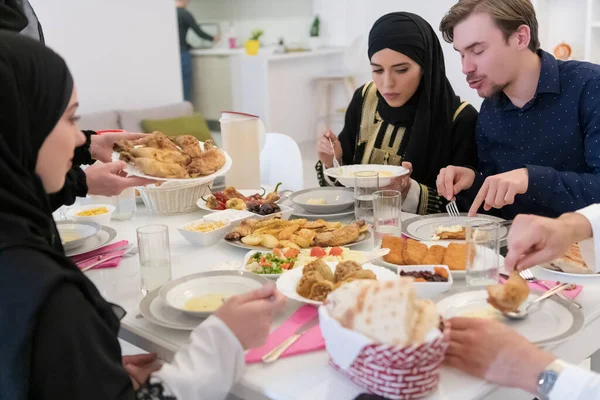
[224,230,372,252]
[112,141,232,184]
[139,287,203,331]
[324,164,409,187]
[531,265,600,286]
[276,261,398,306]
[64,226,118,257]
[159,271,268,318]
[436,289,584,346]
[197,189,272,212]
[377,240,506,280]
[56,221,101,251]
[402,213,508,242]
[289,203,355,220]
[241,249,371,280]
[289,187,355,214]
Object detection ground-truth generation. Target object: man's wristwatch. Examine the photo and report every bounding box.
[537,359,567,400]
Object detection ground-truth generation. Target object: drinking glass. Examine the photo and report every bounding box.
[137,225,172,295]
[373,190,402,247]
[354,171,379,224]
[466,221,500,287]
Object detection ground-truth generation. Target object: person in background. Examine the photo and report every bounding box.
[447,204,599,400]
[0,33,286,400]
[176,0,219,102]
[437,0,600,219]
[0,0,156,209]
[316,12,478,215]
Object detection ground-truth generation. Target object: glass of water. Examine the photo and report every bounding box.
[354,171,379,224]
[466,221,500,287]
[137,225,172,295]
[373,190,402,246]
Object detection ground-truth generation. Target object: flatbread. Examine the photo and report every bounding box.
[542,243,593,275]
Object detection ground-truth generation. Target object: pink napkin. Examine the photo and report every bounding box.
[245,305,325,364]
[500,276,583,299]
[71,240,129,271]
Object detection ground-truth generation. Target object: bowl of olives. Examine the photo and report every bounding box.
[246,202,293,220]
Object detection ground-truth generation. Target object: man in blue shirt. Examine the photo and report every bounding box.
[436,0,600,219]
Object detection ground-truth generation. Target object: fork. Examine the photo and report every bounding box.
[328,137,343,176]
[445,200,460,218]
[519,269,581,308]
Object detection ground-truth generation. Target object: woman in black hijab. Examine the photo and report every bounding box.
[316,12,478,215]
[0,32,285,400]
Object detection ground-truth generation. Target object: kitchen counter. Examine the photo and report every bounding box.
[190,46,345,61]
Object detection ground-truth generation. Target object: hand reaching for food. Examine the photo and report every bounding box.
[468,168,529,216]
[90,131,148,163]
[85,161,157,196]
[316,129,342,168]
[436,166,476,201]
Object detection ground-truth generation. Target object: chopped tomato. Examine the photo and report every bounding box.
[310,247,327,258]
[281,263,291,270]
[259,257,271,267]
[273,248,283,257]
[329,247,344,256]
[284,248,300,259]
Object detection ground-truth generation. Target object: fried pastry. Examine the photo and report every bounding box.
[487,272,529,313]
[296,271,323,298]
[334,260,362,283]
[345,269,376,280]
[403,239,428,265]
[309,280,335,301]
[442,243,474,271]
[382,236,406,265]
[422,245,447,265]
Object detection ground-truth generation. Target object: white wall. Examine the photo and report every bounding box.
[188,0,314,46]
[30,0,183,115]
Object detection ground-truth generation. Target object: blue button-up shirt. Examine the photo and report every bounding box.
[471,50,600,219]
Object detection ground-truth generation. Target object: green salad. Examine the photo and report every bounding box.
[245,248,300,275]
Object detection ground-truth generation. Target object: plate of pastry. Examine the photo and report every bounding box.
[112,132,232,183]
[276,260,397,305]
[223,215,372,251]
[532,243,600,285]
[378,237,506,279]
[402,213,508,242]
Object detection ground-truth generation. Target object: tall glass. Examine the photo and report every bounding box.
[354,171,379,224]
[466,221,500,287]
[137,225,172,295]
[373,190,402,246]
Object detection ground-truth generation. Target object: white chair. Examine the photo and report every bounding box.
[312,35,367,135]
[260,133,303,191]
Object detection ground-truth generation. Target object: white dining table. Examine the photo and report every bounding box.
[86,205,600,400]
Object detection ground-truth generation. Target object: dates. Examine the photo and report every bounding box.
[399,270,448,282]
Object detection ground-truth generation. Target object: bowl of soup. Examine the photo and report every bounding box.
[158,271,269,318]
[56,221,101,251]
[323,164,410,187]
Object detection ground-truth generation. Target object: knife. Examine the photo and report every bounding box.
[500,273,581,308]
[75,245,128,265]
[262,316,319,363]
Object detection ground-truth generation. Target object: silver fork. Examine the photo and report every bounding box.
[519,269,581,308]
[445,200,460,218]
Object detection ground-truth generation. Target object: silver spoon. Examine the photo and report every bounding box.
[502,283,570,320]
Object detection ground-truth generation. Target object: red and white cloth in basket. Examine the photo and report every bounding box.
[319,306,450,400]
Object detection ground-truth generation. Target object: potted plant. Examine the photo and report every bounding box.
[245,29,263,56]
[309,15,321,50]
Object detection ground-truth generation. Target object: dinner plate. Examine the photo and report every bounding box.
[56,221,101,251]
[377,240,506,280]
[402,213,508,242]
[139,287,202,331]
[241,249,370,280]
[224,231,373,252]
[289,187,355,214]
[531,265,600,285]
[111,141,232,184]
[64,226,117,257]
[276,261,398,306]
[436,289,584,346]
[197,189,273,212]
[288,203,355,220]
[324,164,409,187]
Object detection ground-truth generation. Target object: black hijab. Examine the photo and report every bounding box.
[0,0,44,41]
[0,32,120,398]
[368,12,461,187]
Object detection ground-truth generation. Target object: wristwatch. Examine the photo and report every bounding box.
[537,359,567,400]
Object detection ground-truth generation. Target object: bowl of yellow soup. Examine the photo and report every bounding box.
[158,270,269,318]
[323,164,410,187]
[56,221,101,251]
[67,204,115,226]
[290,187,355,214]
